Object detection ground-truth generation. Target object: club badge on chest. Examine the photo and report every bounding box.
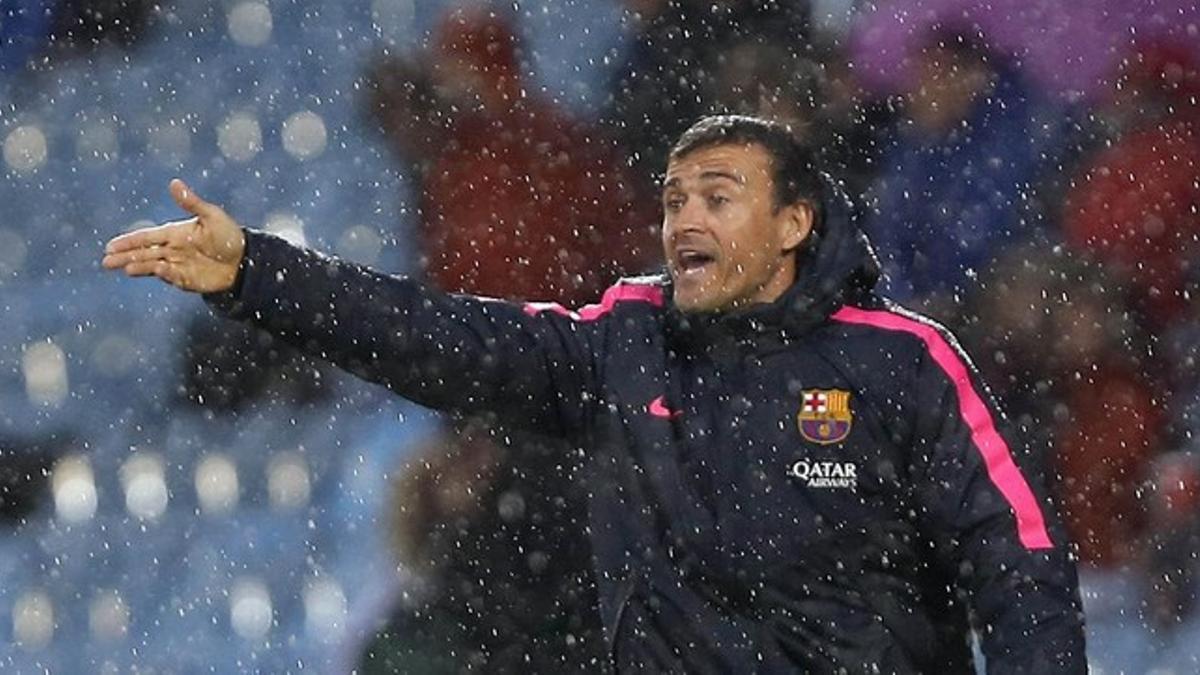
[797,389,853,444]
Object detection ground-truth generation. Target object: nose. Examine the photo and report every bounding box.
[665,199,708,239]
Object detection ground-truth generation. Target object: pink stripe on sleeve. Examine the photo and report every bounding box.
[522,301,575,318]
[831,306,1054,550]
[524,282,664,322]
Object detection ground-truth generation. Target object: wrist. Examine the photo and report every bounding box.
[222,228,252,296]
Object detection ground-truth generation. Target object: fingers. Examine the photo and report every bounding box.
[121,259,185,287]
[121,260,166,277]
[169,179,217,218]
[101,243,174,270]
[104,218,195,255]
[105,178,214,255]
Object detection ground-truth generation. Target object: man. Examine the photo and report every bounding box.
[102,115,1086,673]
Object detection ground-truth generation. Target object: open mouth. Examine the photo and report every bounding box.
[675,249,717,275]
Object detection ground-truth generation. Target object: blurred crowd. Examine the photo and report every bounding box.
[2,0,1200,672]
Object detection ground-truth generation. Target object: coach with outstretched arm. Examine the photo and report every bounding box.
[102,116,1086,673]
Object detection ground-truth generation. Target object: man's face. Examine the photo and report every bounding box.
[662,142,810,313]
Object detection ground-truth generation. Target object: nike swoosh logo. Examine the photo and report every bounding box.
[648,395,681,419]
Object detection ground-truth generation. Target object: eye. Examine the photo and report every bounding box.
[664,196,684,212]
[707,194,730,208]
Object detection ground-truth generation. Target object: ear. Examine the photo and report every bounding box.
[779,201,814,253]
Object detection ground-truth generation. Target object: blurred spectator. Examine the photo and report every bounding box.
[365,53,449,182]
[703,35,895,212]
[370,5,655,305]
[1162,275,1200,448]
[42,0,156,62]
[705,40,824,131]
[0,438,59,523]
[866,27,1064,321]
[1143,452,1200,631]
[361,420,603,672]
[602,0,811,200]
[1060,39,1200,331]
[2,0,156,75]
[1048,271,1160,567]
[360,423,502,672]
[360,7,630,671]
[806,39,897,206]
[965,246,1159,567]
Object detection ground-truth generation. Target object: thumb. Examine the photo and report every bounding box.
[169,178,216,217]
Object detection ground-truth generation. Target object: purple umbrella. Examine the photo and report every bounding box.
[849,0,1200,101]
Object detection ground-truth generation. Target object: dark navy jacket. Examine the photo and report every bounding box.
[203,198,1086,673]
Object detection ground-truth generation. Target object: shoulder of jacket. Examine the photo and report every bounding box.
[580,275,668,319]
[827,298,977,373]
[523,274,668,323]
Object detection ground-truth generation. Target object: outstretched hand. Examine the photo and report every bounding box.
[101,179,246,293]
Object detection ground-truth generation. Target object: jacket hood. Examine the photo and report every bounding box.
[665,177,881,351]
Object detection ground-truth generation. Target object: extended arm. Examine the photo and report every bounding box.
[102,180,601,436]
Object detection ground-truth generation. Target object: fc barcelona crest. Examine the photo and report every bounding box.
[797,389,853,444]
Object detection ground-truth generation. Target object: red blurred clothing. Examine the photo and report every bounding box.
[420,8,655,306]
[1063,118,1200,326]
[1062,41,1200,328]
[1054,365,1162,566]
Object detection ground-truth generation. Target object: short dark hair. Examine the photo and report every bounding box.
[668,115,826,232]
